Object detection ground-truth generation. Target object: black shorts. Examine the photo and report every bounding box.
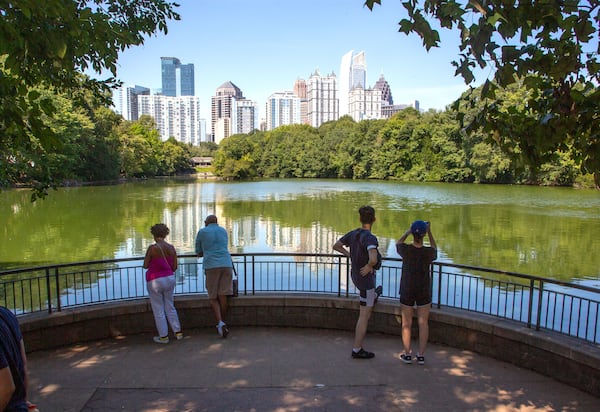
[399,290,431,307]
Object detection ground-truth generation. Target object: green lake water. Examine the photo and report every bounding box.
[1,179,599,288]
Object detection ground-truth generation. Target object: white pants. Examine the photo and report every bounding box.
[147,275,181,337]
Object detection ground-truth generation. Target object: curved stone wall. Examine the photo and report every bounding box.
[17,294,600,396]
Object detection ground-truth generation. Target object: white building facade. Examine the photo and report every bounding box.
[348,86,382,122]
[306,69,338,128]
[265,91,301,130]
[138,95,202,145]
[115,85,150,121]
[232,98,258,135]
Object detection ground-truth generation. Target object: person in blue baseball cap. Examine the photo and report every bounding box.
[395,220,437,365]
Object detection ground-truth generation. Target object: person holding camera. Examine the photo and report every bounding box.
[395,220,437,365]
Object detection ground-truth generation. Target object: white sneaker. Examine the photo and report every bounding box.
[153,336,169,344]
[217,323,229,338]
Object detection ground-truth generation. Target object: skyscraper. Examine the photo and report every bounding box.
[161,57,180,97]
[351,51,366,89]
[339,50,367,117]
[266,91,301,130]
[348,86,382,122]
[232,98,258,135]
[374,74,393,106]
[161,57,195,96]
[293,79,309,125]
[306,69,338,128]
[115,84,150,121]
[180,63,195,96]
[211,81,244,143]
[138,94,202,145]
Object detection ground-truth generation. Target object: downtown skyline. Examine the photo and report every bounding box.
[101,0,485,127]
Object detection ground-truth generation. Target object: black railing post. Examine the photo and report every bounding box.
[527,278,535,328]
[345,256,350,298]
[45,267,52,314]
[54,267,61,312]
[437,264,442,309]
[536,280,544,331]
[243,255,248,296]
[251,255,256,295]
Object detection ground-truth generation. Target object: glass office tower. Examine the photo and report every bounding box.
[161,57,181,97]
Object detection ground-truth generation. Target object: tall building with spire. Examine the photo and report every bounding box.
[306,69,338,128]
[374,74,393,106]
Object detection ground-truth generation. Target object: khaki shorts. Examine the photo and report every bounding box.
[205,267,233,299]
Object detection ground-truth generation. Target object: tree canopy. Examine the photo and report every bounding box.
[212,107,589,187]
[365,0,599,187]
[0,0,180,198]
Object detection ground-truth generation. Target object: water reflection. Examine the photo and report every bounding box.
[1,179,599,286]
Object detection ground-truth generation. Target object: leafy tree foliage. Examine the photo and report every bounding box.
[0,0,180,198]
[116,116,194,178]
[365,0,599,187]
[213,133,260,179]
[212,106,585,187]
[189,142,218,158]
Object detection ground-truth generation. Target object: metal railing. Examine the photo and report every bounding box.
[1,253,599,344]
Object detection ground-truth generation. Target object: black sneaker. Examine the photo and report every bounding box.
[400,353,412,364]
[352,348,375,359]
[416,355,425,365]
[374,285,383,303]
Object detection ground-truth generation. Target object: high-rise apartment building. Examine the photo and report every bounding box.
[339,50,367,117]
[211,81,243,142]
[115,84,150,121]
[265,91,301,130]
[211,81,244,143]
[232,98,258,135]
[161,57,195,96]
[138,94,202,145]
[306,69,338,128]
[293,79,309,125]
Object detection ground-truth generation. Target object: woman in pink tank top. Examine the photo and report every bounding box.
[143,223,183,344]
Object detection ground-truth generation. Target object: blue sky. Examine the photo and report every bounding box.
[108,0,487,122]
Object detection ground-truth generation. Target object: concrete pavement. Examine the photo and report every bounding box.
[26,326,600,411]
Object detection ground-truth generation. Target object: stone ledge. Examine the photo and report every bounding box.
[17,294,600,396]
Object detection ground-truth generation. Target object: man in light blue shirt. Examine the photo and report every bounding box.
[195,215,233,338]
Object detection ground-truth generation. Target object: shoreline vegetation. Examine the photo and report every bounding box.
[3,102,598,197]
[9,172,218,190]
[4,170,597,194]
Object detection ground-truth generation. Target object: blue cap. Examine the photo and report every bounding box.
[411,220,428,236]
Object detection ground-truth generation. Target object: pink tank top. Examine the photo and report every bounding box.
[145,247,175,281]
